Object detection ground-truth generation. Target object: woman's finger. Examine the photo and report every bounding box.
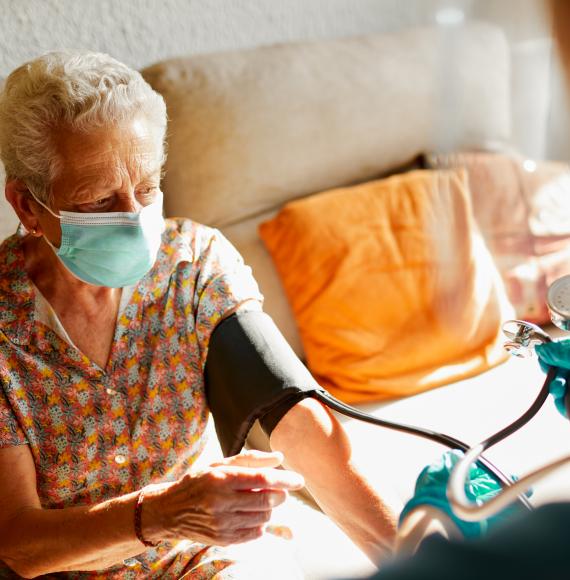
[211,450,284,469]
[224,467,305,492]
[227,489,289,512]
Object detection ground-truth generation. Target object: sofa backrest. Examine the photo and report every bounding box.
[142,23,511,357]
[143,23,510,228]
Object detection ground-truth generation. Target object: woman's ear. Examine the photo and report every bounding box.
[5,179,42,235]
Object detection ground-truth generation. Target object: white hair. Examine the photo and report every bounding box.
[0,51,167,203]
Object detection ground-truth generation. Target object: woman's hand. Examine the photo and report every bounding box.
[142,450,304,546]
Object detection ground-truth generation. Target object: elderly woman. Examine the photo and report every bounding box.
[0,51,396,578]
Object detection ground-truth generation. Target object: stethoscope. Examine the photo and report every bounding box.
[447,275,570,522]
[310,275,570,522]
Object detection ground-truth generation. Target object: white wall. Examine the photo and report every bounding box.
[0,0,563,161]
[0,0,460,77]
[0,0,549,76]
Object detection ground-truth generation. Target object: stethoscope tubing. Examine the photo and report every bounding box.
[448,366,560,520]
[312,317,567,522]
[313,387,537,511]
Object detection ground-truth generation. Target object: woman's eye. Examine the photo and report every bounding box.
[137,187,159,201]
[80,197,112,211]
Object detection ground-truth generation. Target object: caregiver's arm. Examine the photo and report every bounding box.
[269,397,397,563]
[0,444,302,577]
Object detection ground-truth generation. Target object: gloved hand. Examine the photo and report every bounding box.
[535,340,570,418]
[399,450,527,539]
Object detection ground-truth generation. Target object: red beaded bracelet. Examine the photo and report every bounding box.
[135,489,159,548]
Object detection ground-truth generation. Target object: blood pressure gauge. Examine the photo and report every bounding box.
[547,275,570,331]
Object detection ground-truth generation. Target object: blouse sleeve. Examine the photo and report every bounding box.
[193,228,264,368]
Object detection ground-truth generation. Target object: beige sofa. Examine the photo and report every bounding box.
[135,23,570,579]
[139,23,570,579]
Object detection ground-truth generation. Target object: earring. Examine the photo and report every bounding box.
[29,226,38,235]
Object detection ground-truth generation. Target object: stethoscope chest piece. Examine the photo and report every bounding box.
[502,319,552,357]
[547,275,570,331]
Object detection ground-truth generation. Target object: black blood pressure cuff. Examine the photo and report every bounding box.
[205,311,324,457]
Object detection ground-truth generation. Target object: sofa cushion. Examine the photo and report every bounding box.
[142,23,510,229]
[427,152,570,323]
[221,212,305,356]
[259,170,512,403]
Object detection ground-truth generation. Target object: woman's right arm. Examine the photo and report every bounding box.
[0,443,148,575]
[0,445,302,578]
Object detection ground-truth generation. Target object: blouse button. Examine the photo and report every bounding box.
[123,557,138,567]
[115,454,127,465]
[106,388,118,396]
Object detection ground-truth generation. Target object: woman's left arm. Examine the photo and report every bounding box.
[269,397,397,563]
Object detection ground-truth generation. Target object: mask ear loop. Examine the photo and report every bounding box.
[26,191,64,254]
[28,191,62,220]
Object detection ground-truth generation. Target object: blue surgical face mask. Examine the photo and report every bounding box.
[30,191,166,288]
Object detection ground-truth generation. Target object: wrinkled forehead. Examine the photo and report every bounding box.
[50,116,164,194]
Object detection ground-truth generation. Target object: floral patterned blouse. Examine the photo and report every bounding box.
[0,218,263,578]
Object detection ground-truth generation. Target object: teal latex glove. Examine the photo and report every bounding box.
[535,340,570,418]
[399,450,528,539]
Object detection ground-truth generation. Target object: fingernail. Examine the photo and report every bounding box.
[266,524,294,540]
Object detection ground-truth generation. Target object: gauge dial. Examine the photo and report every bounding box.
[547,275,570,331]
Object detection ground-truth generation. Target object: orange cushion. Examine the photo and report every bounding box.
[259,170,512,403]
